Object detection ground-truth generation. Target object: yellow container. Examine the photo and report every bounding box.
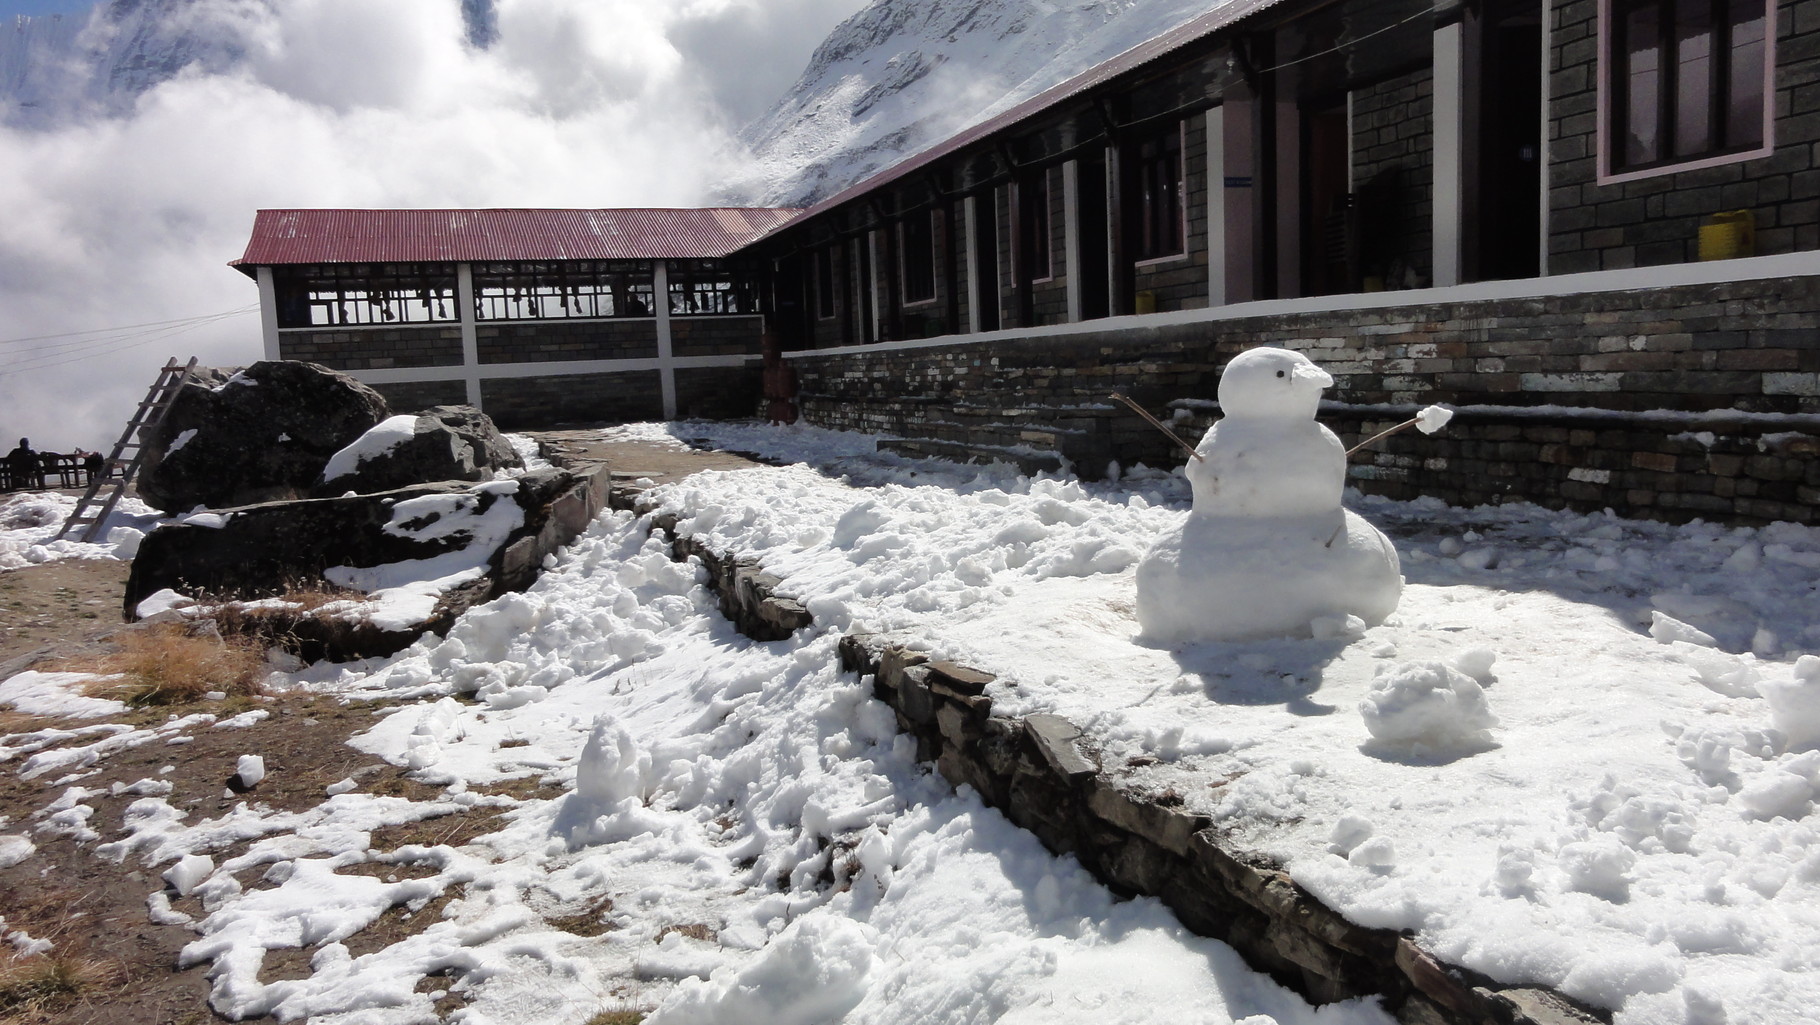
[1698,210,1756,261]
[1134,290,1157,315]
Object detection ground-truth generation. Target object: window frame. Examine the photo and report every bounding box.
[1016,171,1055,283]
[273,262,460,329]
[1598,0,1774,184]
[472,260,654,321]
[1133,121,1189,265]
[899,209,939,306]
[814,246,837,320]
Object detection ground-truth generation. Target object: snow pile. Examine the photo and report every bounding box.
[323,479,527,630]
[0,490,162,570]
[319,414,419,482]
[1357,661,1497,750]
[8,418,1820,1025]
[1137,347,1403,642]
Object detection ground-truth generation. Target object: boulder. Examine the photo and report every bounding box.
[314,405,523,498]
[139,361,391,513]
[123,465,611,661]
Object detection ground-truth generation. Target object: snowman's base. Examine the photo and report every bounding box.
[1135,509,1402,643]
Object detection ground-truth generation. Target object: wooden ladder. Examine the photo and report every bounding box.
[55,356,199,544]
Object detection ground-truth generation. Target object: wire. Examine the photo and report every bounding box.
[0,305,258,346]
[0,306,255,379]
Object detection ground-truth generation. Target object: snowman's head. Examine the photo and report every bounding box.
[1216,347,1333,419]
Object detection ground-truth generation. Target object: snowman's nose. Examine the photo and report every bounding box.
[1292,363,1334,387]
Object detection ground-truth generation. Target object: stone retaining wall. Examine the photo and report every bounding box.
[787,271,1820,524]
[605,480,1603,1025]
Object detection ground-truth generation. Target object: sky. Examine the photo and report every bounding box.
[0,0,869,453]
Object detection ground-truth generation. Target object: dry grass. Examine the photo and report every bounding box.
[654,923,717,944]
[64,623,265,706]
[584,1010,646,1025]
[205,580,375,653]
[0,952,115,1020]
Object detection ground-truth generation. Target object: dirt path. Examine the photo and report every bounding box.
[0,433,767,1024]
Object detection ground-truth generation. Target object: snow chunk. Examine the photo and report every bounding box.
[648,916,874,1025]
[0,671,127,718]
[163,853,214,897]
[1359,661,1497,750]
[1416,404,1454,434]
[1760,655,1820,750]
[234,754,265,788]
[0,835,35,869]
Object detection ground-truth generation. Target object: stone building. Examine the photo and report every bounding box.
[233,207,797,426]
[235,0,1820,522]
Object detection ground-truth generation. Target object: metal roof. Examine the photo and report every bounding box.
[742,0,1287,245]
[234,207,803,269]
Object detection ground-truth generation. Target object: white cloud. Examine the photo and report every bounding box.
[0,0,867,454]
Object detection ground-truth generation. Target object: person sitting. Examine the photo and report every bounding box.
[6,438,40,490]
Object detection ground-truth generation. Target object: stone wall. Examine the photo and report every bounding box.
[786,272,1820,524]
[369,379,468,412]
[670,315,766,358]
[1547,0,1820,271]
[675,365,763,420]
[479,370,665,429]
[628,496,1602,1025]
[278,326,464,370]
[477,319,658,364]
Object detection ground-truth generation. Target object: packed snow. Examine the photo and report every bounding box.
[320,415,421,483]
[3,419,1820,1025]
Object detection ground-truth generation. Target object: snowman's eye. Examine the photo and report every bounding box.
[1276,370,1285,378]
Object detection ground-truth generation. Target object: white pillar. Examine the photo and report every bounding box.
[255,267,281,360]
[455,263,482,407]
[1433,20,1465,287]
[964,196,983,333]
[654,261,677,419]
[1063,160,1083,322]
[1205,107,1227,307]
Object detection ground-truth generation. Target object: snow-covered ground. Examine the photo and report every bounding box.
[4,420,1819,1025]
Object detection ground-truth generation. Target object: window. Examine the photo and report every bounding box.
[273,263,459,329]
[814,247,837,319]
[1018,172,1053,280]
[1134,123,1185,261]
[901,210,937,304]
[668,260,760,315]
[1607,0,1770,174]
[473,261,653,320]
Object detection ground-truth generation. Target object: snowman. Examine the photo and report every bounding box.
[1135,346,1403,643]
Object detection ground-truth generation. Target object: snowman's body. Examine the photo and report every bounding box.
[1136,347,1403,643]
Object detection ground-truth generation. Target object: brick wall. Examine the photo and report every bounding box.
[479,370,664,429]
[477,319,658,364]
[1548,0,1820,271]
[786,274,1820,524]
[370,379,468,411]
[670,316,765,357]
[675,365,762,419]
[1353,68,1436,287]
[279,326,463,370]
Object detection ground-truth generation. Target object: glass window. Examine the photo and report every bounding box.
[1609,0,1770,173]
[814,246,837,319]
[1135,124,1185,260]
[473,261,653,320]
[273,263,458,329]
[901,210,937,303]
[1018,173,1052,280]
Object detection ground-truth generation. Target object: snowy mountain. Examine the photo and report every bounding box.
[722,0,1228,207]
[0,0,498,128]
[1,0,246,127]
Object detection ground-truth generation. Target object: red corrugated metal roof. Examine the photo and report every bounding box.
[234,207,803,268]
[743,0,1285,245]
